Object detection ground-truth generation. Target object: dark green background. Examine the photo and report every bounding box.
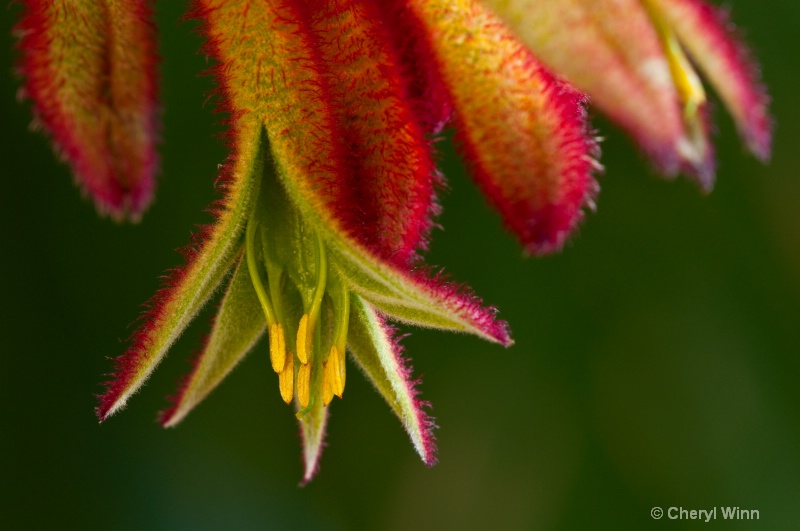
[2,2,798,529]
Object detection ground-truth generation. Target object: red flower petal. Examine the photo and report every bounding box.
[15,0,159,219]
[408,0,599,254]
[304,0,442,265]
[377,0,454,134]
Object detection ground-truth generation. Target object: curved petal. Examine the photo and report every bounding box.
[347,294,437,466]
[160,254,266,428]
[15,0,159,219]
[305,0,441,265]
[645,0,772,160]
[484,0,702,177]
[408,0,600,254]
[377,0,455,134]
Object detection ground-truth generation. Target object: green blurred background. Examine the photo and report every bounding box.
[2,2,798,529]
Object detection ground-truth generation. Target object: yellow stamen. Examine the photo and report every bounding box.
[295,234,328,368]
[326,272,349,398]
[329,345,345,397]
[663,31,706,120]
[297,362,312,408]
[338,347,346,395]
[296,314,310,364]
[322,360,335,406]
[269,323,286,373]
[279,351,294,404]
[644,2,706,119]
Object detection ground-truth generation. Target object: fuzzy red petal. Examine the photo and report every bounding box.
[15,0,159,220]
[375,0,454,134]
[408,0,599,254]
[303,0,442,266]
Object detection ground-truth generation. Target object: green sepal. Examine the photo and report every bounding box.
[298,389,328,485]
[347,294,437,465]
[161,252,266,427]
[97,125,265,420]
[331,248,510,345]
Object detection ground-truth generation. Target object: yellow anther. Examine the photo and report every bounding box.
[644,2,706,119]
[297,362,312,408]
[269,323,286,373]
[663,31,706,119]
[328,346,345,397]
[338,348,346,395]
[322,361,335,406]
[296,314,310,365]
[279,351,294,405]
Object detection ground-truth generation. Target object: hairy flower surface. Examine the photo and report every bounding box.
[12,0,770,482]
[15,0,159,220]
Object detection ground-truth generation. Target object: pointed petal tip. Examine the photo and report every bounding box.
[299,462,320,487]
[95,357,141,422]
[159,412,179,428]
[157,386,188,428]
[96,408,111,423]
[411,398,439,467]
[404,390,439,467]
[91,183,157,223]
[450,287,515,348]
[648,146,716,193]
[745,124,773,164]
[489,318,514,348]
[96,380,135,422]
[94,338,154,424]
[517,179,600,257]
[686,161,716,194]
[94,145,256,428]
[298,399,329,485]
[299,447,324,487]
[694,0,773,164]
[679,148,716,194]
[398,266,515,347]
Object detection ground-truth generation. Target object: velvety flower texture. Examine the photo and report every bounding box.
[15,0,770,481]
[15,0,159,220]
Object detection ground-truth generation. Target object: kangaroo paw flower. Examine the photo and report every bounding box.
[14,0,159,220]
[82,0,770,482]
